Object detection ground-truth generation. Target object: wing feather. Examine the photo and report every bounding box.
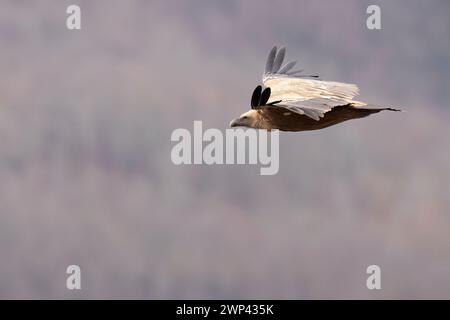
[278,61,297,74]
[272,47,286,73]
[264,46,277,76]
[261,47,361,120]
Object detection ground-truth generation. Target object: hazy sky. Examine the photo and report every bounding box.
[0,0,449,299]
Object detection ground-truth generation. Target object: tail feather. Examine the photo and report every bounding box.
[382,107,401,112]
[353,103,402,112]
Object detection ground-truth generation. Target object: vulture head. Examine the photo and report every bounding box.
[229,85,276,129]
[229,110,259,128]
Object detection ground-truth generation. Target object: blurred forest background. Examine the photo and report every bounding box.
[0,0,450,299]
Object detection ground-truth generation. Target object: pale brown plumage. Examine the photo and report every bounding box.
[229,46,400,131]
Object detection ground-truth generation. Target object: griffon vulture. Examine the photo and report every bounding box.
[229,46,400,131]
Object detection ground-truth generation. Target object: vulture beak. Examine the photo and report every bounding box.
[229,118,242,127]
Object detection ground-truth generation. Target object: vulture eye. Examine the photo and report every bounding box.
[242,116,248,119]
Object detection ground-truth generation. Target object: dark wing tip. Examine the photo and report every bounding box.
[251,85,262,109]
[267,99,282,106]
[259,87,271,106]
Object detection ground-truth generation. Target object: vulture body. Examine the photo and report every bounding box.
[229,46,400,131]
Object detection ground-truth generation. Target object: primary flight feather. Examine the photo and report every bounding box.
[229,46,400,131]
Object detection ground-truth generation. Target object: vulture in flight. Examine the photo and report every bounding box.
[229,46,400,131]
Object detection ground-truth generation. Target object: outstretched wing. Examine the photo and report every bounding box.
[262,46,361,121]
